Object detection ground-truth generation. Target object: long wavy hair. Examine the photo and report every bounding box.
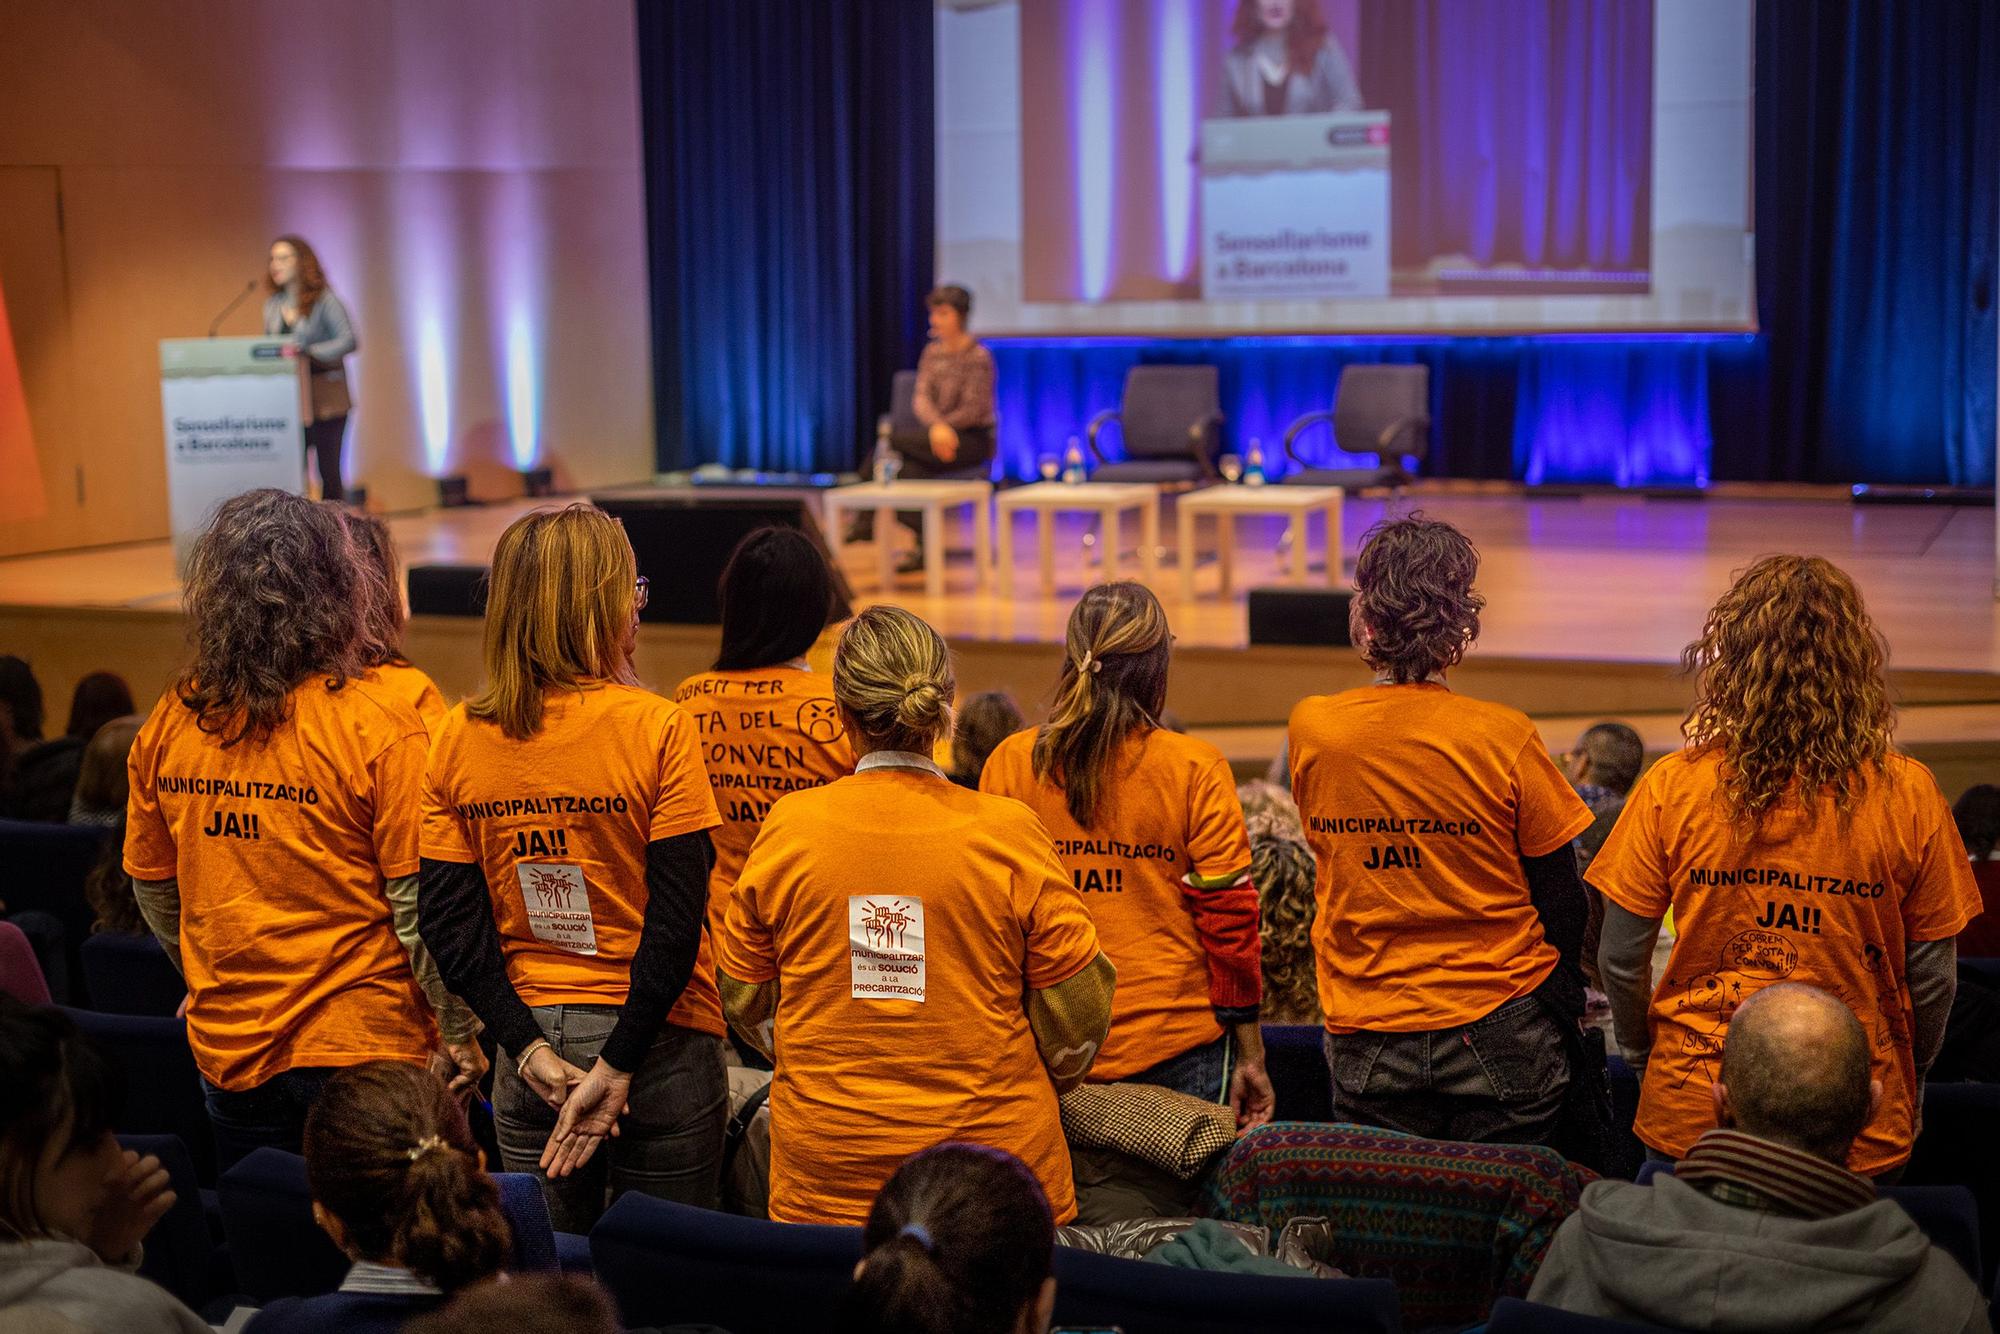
[268,234,329,314]
[1251,826,1320,1026]
[1682,555,1892,831]
[1032,582,1170,828]
[177,488,365,747]
[1350,514,1484,684]
[333,507,410,669]
[1231,0,1330,77]
[466,504,639,741]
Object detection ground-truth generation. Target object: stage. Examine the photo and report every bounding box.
[5,484,2000,794]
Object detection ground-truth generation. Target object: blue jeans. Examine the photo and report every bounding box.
[1128,1032,1234,1104]
[203,1067,339,1174]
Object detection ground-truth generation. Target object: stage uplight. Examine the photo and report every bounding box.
[519,466,554,498]
[436,474,471,508]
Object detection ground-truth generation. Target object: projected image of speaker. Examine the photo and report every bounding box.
[1248,586,1355,648]
[592,487,854,626]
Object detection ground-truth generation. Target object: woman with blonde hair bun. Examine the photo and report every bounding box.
[982,581,1273,1127]
[717,605,1115,1225]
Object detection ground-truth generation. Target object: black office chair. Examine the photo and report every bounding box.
[877,369,990,481]
[1085,365,1224,485]
[1282,363,1429,491]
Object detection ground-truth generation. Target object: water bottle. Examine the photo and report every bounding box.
[1062,437,1086,485]
[872,429,894,486]
[1245,438,1267,487]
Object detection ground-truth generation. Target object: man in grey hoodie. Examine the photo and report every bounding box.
[1529,983,1990,1333]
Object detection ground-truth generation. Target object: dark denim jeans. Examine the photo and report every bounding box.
[494,1006,728,1233]
[1128,1032,1234,1104]
[1325,993,1570,1147]
[203,1066,340,1173]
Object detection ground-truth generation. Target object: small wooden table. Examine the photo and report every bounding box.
[995,482,1161,599]
[821,479,993,600]
[1176,483,1345,600]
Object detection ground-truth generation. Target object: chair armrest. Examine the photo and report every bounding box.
[1188,412,1225,476]
[1375,414,1432,459]
[1086,409,1122,462]
[1283,410,1338,467]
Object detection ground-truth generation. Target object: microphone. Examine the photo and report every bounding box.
[207,278,261,338]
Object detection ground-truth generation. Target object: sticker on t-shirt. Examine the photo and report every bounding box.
[849,896,925,1002]
[516,863,599,956]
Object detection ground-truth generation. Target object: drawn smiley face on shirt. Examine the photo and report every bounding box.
[797,698,845,744]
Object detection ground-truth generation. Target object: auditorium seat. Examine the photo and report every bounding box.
[0,817,112,1002]
[220,1148,577,1301]
[1907,1080,2000,1285]
[1083,365,1223,485]
[1261,1023,1334,1121]
[81,930,185,1016]
[122,1133,234,1314]
[62,1007,216,1185]
[0,919,50,1004]
[1485,1296,1668,1331]
[590,1192,861,1332]
[1050,1244,1400,1334]
[1281,363,1429,492]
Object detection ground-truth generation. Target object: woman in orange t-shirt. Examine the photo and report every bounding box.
[335,507,448,736]
[1288,515,1593,1150]
[982,581,1273,1127]
[673,526,855,1065]
[123,489,480,1172]
[418,504,726,1230]
[716,606,1116,1226]
[1591,556,1980,1177]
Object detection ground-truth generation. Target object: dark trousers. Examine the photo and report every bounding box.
[1128,1032,1234,1104]
[305,414,348,502]
[204,1066,339,1174]
[1325,993,1571,1148]
[853,425,996,544]
[494,1007,729,1233]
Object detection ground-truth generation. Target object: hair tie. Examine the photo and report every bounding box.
[407,1134,446,1162]
[1076,652,1102,675]
[898,1222,934,1252]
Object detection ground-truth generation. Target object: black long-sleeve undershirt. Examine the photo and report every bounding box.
[419,830,714,1074]
[1523,843,1589,1020]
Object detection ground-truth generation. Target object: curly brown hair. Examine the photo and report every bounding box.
[1251,827,1320,1025]
[177,489,365,747]
[1350,514,1484,683]
[1682,555,1892,831]
[333,506,409,669]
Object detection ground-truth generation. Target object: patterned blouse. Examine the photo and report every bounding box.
[914,339,996,430]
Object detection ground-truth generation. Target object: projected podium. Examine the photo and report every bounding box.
[1200,111,1391,300]
[158,337,306,567]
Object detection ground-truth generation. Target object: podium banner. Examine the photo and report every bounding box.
[1200,111,1392,301]
[159,338,305,567]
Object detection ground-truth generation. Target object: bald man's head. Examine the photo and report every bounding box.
[1716,984,1874,1165]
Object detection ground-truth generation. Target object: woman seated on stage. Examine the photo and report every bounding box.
[717,605,1115,1226]
[418,503,727,1230]
[124,488,479,1171]
[335,507,449,737]
[981,581,1274,1128]
[1591,556,1979,1179]
[1288,514,1593,1149]
[673,526,855,1062]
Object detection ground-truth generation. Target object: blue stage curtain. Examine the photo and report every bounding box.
[636,0,932,474]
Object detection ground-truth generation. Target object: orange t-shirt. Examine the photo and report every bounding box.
[1289,684,1593,1034]
[369,661,448,737]
[671,666,855,946]
[419,683,726,1038]
[123,678,438,1091]
[980,727,1252,1079]
[1588,748,1980,1174]
[715,766,1102,1226]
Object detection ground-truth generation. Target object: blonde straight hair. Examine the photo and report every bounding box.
[466,503,639,740]
[834,606,955,754]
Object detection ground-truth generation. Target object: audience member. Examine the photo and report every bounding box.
[717,605,1114,1225]
[337,506,449,736]
[0,655,45,807]
[68,711,142,828]
[0,999,205,1333]
[124,488,480,1170]
[673,526,855,1048]
[948,690,1022,789]
[1561,720,1643,993]
[244,1062,511,1334]
[1951,783,2000,958]
[1591,555,1978,1180]
[982,582,1271,1126]
[404,1274,623,1334]
[3,668,132,821]
[841,1143,1057,1334]
[1235,778,1300,835]
[1530,984,1990,1332]
[86,817,145,936]
[1288,515,1592,1148]
[419,503,725,1230]
[1251,825,1320,1027]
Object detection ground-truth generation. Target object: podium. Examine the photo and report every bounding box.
[158,337,307,567]
[1200,111,1391,300]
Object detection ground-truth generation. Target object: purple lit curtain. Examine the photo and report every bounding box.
[1361,0,1653,273]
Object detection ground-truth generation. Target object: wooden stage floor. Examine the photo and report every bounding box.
[5,486,2000,791]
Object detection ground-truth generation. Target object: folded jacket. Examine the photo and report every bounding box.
[1059,1081,1237,1180]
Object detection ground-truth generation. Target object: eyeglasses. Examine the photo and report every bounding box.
[635,576,650,611]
